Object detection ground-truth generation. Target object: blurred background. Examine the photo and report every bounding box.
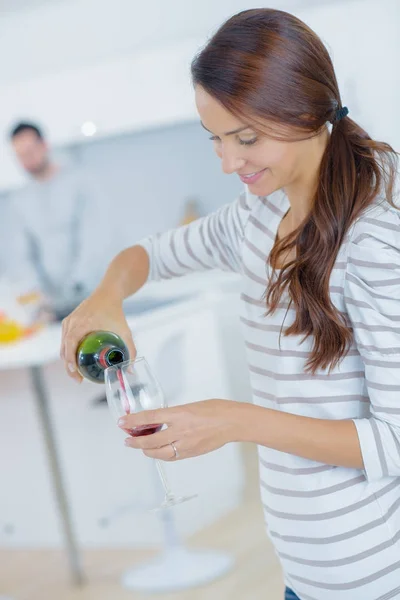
[0,1,398,599]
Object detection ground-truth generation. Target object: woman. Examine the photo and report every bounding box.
[61,9,399,600]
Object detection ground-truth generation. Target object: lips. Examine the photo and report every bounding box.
[238,168,267,185]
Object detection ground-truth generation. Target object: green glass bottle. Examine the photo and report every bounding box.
[76,331,129,383]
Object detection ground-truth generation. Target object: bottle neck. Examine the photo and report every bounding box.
[98,346,126,369]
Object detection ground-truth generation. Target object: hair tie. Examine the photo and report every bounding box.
[333,106,349,123]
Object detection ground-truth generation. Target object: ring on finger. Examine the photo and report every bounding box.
[170,442,179,459]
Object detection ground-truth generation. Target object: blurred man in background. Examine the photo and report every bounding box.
[6,121,115,321]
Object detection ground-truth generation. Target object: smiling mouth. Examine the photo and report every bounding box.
[238,168,267,182]
[241,170,261,176]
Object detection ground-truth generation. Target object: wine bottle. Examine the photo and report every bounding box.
[76,331,129,383]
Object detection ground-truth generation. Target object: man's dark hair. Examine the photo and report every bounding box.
[9,122,44,140]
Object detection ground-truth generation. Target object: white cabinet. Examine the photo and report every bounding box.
[0,290,251,547]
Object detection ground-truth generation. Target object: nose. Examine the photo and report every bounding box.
[219,145,246,175]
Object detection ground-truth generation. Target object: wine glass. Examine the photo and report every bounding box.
[104,357,197,510]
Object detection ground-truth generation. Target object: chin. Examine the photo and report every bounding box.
[247,180,280,198]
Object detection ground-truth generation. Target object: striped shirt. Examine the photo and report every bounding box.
[139,189,400,600]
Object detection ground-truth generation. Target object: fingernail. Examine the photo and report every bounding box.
[118,418,127,427]
[68,363,76,373]
[124,438,131,446]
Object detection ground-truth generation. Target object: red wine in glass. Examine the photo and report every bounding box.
[117,369,162,436]
[104,357,197,510]
[127,424,163,437]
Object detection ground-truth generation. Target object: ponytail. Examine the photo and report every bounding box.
[267,113,398,373]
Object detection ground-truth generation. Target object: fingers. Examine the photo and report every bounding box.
[60,317,80,381]
[123,436,179,461]
[62,320,84,382]
[64,361,83,382]
[60,320,66,361]
[118,408,173,429]
[67,363,83,383]
[142,445,178,461]
[124,427,173,450]
[64,341,79,379]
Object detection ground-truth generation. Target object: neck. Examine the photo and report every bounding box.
[283,127,329,228]
[34,162,59,182]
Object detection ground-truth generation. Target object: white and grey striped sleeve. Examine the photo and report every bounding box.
[137,192,252,281]
[344,206,400,481]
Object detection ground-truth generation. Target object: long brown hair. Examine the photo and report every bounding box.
[191,8,398,374]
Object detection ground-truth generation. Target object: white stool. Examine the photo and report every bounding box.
[121,332,235,592]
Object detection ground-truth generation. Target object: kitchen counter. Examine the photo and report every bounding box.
[0,281,251,554]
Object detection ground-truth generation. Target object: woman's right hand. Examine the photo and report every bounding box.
[60,288,137,382]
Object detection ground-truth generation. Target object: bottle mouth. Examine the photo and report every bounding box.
[105,349,125,366]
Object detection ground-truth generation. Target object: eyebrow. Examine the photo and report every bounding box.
[200,122,252,136]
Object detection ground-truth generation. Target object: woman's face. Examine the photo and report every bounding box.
[195,85,323,198]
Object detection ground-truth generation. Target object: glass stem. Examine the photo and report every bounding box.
[155,459,174,499]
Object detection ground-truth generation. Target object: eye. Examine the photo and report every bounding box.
[209,135,221,142]
[238,137,258,146]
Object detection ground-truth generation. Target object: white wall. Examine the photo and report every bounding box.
[0,0,333,85]
[300,0,399,150]
[0,0,317,190]
[0,0,398,191]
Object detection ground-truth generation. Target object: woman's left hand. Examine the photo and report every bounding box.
[118,399,241,461]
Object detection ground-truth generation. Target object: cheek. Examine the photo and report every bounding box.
[244,142,282,170]
[23,157,35,169]
[264,146,298,181]
[263,144,288,168]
